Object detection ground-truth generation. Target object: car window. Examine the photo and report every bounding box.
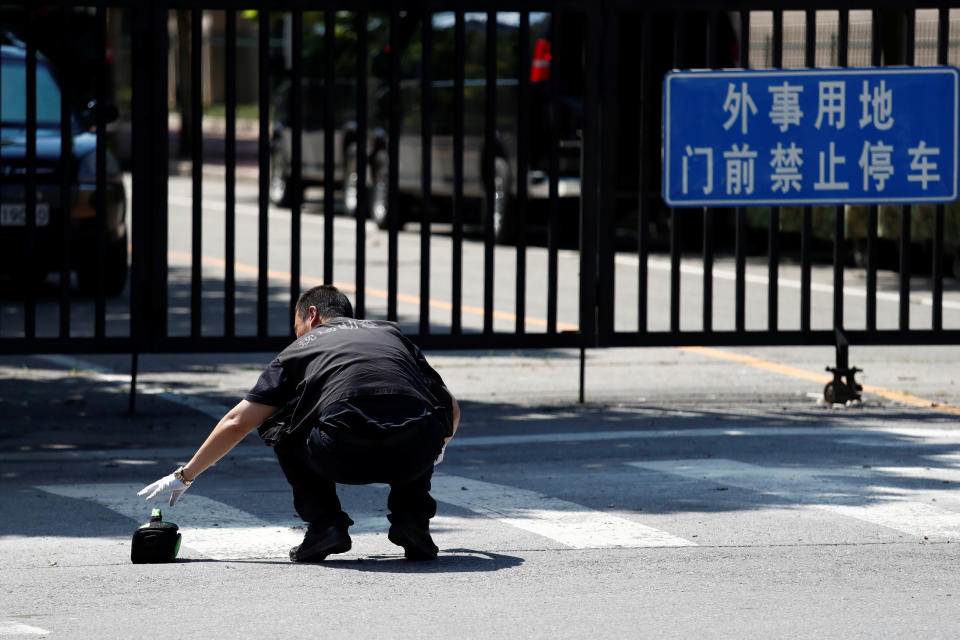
[1,60,62,125]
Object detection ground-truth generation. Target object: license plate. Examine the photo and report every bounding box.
[0,203,50,226]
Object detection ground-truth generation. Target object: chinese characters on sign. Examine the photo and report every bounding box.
[663,68,959,206]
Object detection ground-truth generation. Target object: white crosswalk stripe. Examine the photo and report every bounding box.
[0,621,49,637]
[37,482,490,560]
[37,473,693,560]
[34,456,960,560]
[431,475,695,548]
[628,458,960,541]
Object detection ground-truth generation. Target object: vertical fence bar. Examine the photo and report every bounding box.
[833,11,847,329]
[830,8,854,333]
[800,9,815,332]
[387,6,400,322]
[290,9,303,320]
[735,9,748,334]
[638,11,652,334]
[257,10,270,338]
[59,7,73,338]
[670,211,681,333]
[483,11,496,335]
[838,9,849,68]
[452,10,464,334]
[800,208,812,331]
[580,5,601,348]
[867,11,879,331]
[94,4,107,338]
[515,12,530,335]
[834,208,845,331]
[24,7,37,340]
[225,8,236,338]
[355,11,368,319]
[933,203,944,331]
[933,7,948,331]
[0,16,4,335]
[900,9,915,331]
[131,1,148,356]
[669,11,683,334]
[323,9,335,285]
[834,10,852,333]
[153,0,169,348]
[598,2,618,343]
[735,219,746,331]
[546,9,560,334]
[768,217,780,329]
[898,208,911,328]
[420,10,433,336]
[867,202,878,330]
[702,11,717,334]
[768,9,783,332]
[190,7,203,339]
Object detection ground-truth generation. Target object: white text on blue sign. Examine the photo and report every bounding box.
[662,68,959,207]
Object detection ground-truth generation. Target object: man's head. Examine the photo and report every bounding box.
[294,285,354,337]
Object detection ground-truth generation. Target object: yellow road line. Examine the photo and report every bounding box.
[168,250,580,332]
[171,249,958,415]
[859,384,960,416]
[680,346,831,385]
[681,346,960,416]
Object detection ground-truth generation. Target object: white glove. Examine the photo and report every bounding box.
[138,473,191,507]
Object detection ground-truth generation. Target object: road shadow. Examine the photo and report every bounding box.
[304,548,524,573]
[4,354,960,533]
[173,548,523,573]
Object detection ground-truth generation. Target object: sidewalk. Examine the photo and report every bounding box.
[3,344,959,456]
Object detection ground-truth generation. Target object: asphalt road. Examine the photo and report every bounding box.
[3,341,960,639]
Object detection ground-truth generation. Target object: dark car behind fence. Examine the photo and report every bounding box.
[2,2,959,404]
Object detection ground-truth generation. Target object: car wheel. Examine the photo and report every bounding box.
[484,156,515,245]
[76,235,128,297]
[269,152,296,208]
[370,150,390,230]
[344,143,359,216]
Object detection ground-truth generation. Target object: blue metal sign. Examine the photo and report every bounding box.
[663,67,959,207]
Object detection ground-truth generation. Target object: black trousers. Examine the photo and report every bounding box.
[273,414,447,531]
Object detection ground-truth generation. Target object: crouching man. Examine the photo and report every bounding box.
[139,285,460,562]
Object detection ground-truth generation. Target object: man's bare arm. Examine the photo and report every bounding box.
[180,399,279,481]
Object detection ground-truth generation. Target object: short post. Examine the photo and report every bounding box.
[824,329,862,404]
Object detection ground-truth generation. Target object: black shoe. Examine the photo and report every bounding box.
[289,524,352,562]
[388,522,438,561]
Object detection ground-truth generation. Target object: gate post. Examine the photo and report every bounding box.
[579,4,601,350]
[576,3,605,403]
[130,0,170,410]
[595,0,619,350]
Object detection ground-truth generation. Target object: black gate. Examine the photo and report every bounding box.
[2,2,959,382]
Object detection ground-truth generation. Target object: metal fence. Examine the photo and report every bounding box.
[2,2,960,401]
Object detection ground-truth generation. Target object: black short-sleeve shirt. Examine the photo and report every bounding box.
[245,358,295,408]
[244,318,452,438]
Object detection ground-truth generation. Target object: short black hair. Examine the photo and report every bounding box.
[296,285,354,321]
